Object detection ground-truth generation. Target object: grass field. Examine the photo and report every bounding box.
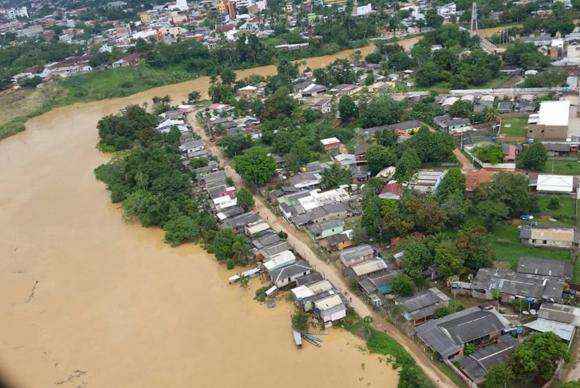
[536,194,576,227]
[500,116,528,137]
[488,224,578,281]
[0,117,26,140]
[543,158,580,175]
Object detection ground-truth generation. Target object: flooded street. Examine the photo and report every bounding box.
[0,50,399,387]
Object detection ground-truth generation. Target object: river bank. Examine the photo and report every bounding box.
[0,46,404,387]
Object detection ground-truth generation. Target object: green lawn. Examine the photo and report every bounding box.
[500,116,528,137]
[536,195,576,227]
[543,158,580,176]
[488,224,578,282]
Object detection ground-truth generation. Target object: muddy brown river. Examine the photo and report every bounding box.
[0,48,399,388]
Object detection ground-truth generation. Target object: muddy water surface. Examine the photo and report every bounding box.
[0,50,399,388]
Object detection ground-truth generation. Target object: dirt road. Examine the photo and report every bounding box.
[190,114,457,388]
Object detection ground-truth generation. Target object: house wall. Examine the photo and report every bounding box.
[528,124,569,141]
[320,226,344,239]
[522,237,574,249]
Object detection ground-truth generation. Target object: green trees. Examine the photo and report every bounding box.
[504,42,551,69]
[210,228,251,265]
[409,127,455,164]
[97,105,158,151]
[478,173,533,217]
[436,168,465,202]
[187,90,201,104]
[516,142,548,171]
[358,94,404,128]
[391,274,414,297]
[366,145,397,176]
[236,187,255,211]
[320,164,352,190]
[338,95,358,122]
[474,144,504,164]
[485,332,571,387]
[164,215,201,246]
[233,146,277,186]
[218,133,254,158]
[395,149,421,182]
[523,68,568,88]
[291,311,309,332]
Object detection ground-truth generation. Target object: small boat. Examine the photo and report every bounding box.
[265,285,278,296]
[228,267,261,284]
[303,333,322,347]
[292,330,302,348]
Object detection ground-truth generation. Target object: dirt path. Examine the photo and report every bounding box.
[190,114,458,388]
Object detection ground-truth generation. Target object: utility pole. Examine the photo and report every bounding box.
[470,2,478,35]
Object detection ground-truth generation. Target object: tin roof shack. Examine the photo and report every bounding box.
[517,256,573,280]
[536,174,574,193]
[291,280,335,310]
[339,244,376,267]
[527,101,572,141]
[519,225,577,249]
[455,334,518,385]
[263,250,297,272]
[524,302,580,343]
[407,170,448,194]
[251,231,281,250]
[321,232,353,252]
[399,288,450,326]
[244,220,270,237]
[308,219,345,240]
[357,269,401,301]
[256,241,292,261]
[471,268,565,303]
[415,306,511,359]
[269,260,312,289]
[314,294,347,328]
[221,212,261,233]
[433,115,471,134]
[346,258,389,279]
[288,172,322,190]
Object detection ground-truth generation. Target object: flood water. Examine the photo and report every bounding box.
[0,48,400,387]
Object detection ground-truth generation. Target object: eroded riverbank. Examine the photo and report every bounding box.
[0,49,400,388]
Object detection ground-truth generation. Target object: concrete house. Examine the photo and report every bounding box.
[528,101,572,141]
[269,260,312,288]
[415,306,511,359]
[517,256,573,280]
[399,288,450,326]
[314,294,347,327]
[519,226,576,249]
[471,268,565,303]
[455,334,518,385]
[308,219,345,240]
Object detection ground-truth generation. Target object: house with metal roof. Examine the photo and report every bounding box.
[256,241,292,260]
[519,225,577,249]
[263,250,296,272]
[399,288,450,326]
[415,306,511,359]
[536,174,574,193]
[269,260,312,288]
[471,268,565,303]
[517,256,573,280]
[524,302,580,343]
[339,244,375,267]
[313,293,347,327]
[455,334,518,384]
[346,258,388,279]
[308,219,345,240]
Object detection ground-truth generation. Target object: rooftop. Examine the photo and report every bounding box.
[537,100,571,127]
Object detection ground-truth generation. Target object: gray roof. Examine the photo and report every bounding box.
[221,212,260,229]
[339,244,374,265]
[258,241,292,258]
[269,260,311,284]
[517,257,573,279]
[415,307,511,359]
[294,272,324,287]
[308,219,344,235]
[456,334,517,383]
[472,268,565,302]
[218,205,245,219]
[538,303,576,324]
[400,288,450,321]
[251,231,281,250]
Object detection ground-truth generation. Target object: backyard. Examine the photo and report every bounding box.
[536,194,576,227]
[488,224,578,282]
[500,116,528,137]
[542,157,580,175]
